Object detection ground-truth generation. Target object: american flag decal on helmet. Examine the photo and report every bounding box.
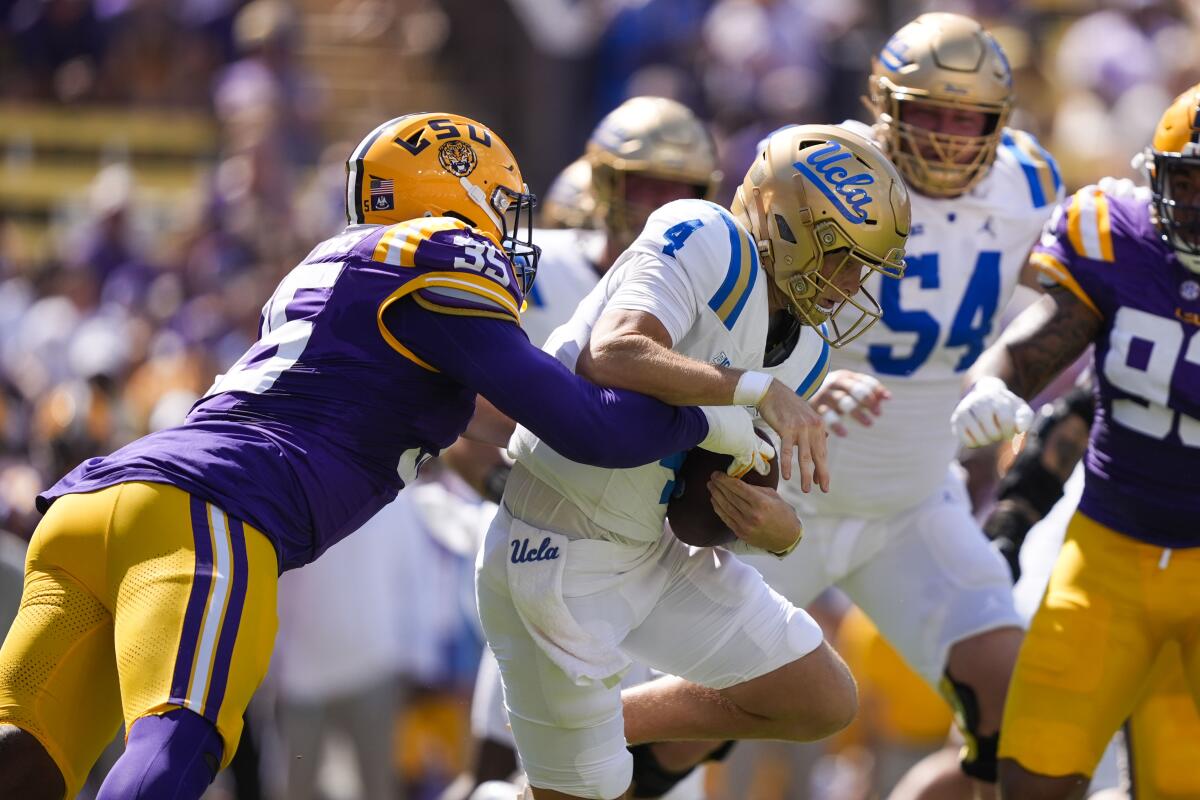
[369,175,395,211]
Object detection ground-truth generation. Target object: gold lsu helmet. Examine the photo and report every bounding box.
[733,124,909,347]
[869,13,1014,198]
[586,96,721,238]
[1144,82,1200,273]
[346,112,540,291]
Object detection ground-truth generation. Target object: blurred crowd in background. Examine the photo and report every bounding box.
[1,0,1198,798]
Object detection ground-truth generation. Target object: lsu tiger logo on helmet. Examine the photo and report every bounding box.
[586,96,721,241]
[345,112,540,290]
[733,124,910,347]
[869,12,1013,198]
[1144,82,1200,274]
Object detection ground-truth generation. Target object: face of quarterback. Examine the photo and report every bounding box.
[814,250,869,310]
[899,100,991,162]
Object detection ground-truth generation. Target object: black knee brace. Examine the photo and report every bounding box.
[939,670,999,783]
[628,741,735,798]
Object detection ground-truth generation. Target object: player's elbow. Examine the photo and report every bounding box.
[577,333,644,392]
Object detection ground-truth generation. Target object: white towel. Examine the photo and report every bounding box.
[505,519,631,688]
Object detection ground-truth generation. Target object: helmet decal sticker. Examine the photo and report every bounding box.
[439,140,479,177]
[794,143,876,224]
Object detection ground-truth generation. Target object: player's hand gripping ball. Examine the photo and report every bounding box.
[667,429,780,547]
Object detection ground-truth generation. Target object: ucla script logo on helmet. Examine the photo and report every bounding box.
[438,140,478,177]
[794,142,876,224]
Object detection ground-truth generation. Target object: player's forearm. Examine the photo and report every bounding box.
[579,332,741,406]
[968,289,1099,400]
[390,304,711,467]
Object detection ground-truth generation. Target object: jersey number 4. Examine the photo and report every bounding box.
[868,251,1001,376]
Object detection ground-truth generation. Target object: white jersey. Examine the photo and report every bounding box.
[791,121,1063,518]
[510,199,824,542]
[521,227,606,347]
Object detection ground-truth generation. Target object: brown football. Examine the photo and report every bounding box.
[666,428,780,547]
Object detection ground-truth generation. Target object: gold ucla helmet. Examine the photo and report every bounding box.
[541,158,598,230]
[586,96,721,238]
[869,13,1013,198]
[733,124,909,347]
[346,112,540,291]
[1144,83,1200,273]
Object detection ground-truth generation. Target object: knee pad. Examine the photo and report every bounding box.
[96,708,223,800]
[939,670,999,783]
[510,712,631,799]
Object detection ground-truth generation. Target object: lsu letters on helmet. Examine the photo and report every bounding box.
[346,112,540,291]
[869,12,1013,198]
[586,96,721,240]
[540,158,598,230]
[1144,82,1200,273]
[733,124,910,347]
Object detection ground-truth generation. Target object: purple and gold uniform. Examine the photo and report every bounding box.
[1002,188,1200,778]
[0,213,718,797]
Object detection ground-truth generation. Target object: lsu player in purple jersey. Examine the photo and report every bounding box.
[953,83,1200,799]
[0,113,800,800]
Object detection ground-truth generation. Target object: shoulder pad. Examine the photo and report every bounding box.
[1063,186,1118,263]
[641,199,761,331]
[370,217,473,267]
[995,129,1064,211]
[372,217,523,324]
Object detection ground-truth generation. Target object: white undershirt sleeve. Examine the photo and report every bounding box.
[604,252,698,346]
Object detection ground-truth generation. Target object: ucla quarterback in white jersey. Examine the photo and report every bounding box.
[735,14,1065,797]
[477,124,909,800]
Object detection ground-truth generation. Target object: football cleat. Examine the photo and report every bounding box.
[869,13,1014,198]
[345,112,540,292]
[1144,82,1200,273]
[586,96,721,241]
[732,124,910,347]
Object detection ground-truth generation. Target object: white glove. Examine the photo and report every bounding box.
[951,377,1035,448]
[700,405,775,477]
[1096,175,1152,203]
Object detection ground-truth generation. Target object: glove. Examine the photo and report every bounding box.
[1096,175,1152,203]
[699,405,775,477]
[951,377,1035,447]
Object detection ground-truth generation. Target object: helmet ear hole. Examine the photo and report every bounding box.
[774,215,797,244]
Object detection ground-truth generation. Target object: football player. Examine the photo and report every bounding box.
[955,82,1200,796]
[723,13,1064,798]
[0,113,793,800]
[452,97,727,800]
[477,123,910,800]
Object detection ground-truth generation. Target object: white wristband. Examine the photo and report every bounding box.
[733,371,773,407]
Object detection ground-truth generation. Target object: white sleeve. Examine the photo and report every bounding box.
[604,251,699,346]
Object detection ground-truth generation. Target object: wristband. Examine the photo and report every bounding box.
[733,371,773,407]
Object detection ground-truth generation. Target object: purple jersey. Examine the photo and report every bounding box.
[1032,190,1200,547]
[39,218,712,569]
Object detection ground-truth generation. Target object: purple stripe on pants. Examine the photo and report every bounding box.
[202,515,249,719]
[169,497,215,703]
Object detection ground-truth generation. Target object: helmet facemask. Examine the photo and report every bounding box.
[489,183,541,294]
[874,79,1010,198]
[1147,147,1200,274]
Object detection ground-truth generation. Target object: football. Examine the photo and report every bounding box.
[666,428,780,547]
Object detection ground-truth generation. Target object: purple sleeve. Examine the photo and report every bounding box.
[384,302,710,468]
